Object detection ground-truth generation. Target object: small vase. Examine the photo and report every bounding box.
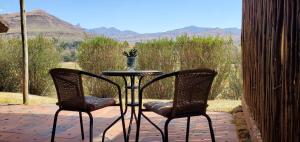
[127,57,136,71]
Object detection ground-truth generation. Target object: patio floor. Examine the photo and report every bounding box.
[0,104,238,142]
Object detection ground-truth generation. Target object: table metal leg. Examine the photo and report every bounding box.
[122,76,129,115]
[126,107,135,141]
[121,76,146,142]
[130,76,135,104]
[135,103,142,142]
[135,76,144,142]
[141,112,164,141]
[125,76,136,141]
[101,71,161,142]
[133,110,138,121]
[102,77,129,142]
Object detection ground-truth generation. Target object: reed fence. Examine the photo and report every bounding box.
[242,0,300,141]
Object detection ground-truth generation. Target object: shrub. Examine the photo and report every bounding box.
[59,41,81,62]
[0,36,61,96]
[136,39,176,99]
[0,39,22,92]
[62,49,77,62]
[78,36,124,98]
[218,46,243,99]
[28,36,61,95]
[58,35,241,100]
[175,35,233,99]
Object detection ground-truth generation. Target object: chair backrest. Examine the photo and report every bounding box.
[50,68,86,110]
[172,68,217,117]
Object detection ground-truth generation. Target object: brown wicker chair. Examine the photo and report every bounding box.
[135,68,217,142]
[49,68,126,142]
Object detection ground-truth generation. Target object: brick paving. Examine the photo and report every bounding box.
[0,105,238,142]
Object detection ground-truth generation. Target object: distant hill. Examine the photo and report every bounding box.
[0,9,86,41]
[87,27,139,37]
[88,26,241,44]
[0,10,241,43]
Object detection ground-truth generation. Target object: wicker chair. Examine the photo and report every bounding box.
[136,68,217,142]
[49,68,126,142]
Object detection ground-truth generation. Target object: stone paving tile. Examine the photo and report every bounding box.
[0,132,16,141]
[0,105,238,142]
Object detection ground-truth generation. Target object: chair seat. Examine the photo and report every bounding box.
[85,96,116,111]
[143,101,173,117]
[144,101,208,118]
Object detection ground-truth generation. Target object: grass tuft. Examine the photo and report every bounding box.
[0,92,56,105]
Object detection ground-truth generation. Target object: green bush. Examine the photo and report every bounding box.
[59,41,81,62]
[78,36,124,98]
[0,36,61,95]
[47,36,243,100]
[62,49,77,62]
[134,36,241,100]
[218,46,242,99]
[0,39,22,92]
[175,35,233,99]
[136,39,176,99]
[28,36,61,95]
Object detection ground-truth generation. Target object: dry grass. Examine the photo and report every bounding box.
[0,92,56,105]
[0,92,240,112]
[231,106,251,141]
[207,99,241,112]
[141,99,241,112]
[60,62,80,69]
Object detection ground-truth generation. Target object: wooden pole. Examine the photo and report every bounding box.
[20,0,29,104]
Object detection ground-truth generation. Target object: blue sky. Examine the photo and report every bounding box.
[0,0,242,33]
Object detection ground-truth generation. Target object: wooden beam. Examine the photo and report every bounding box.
[19,0,29,104]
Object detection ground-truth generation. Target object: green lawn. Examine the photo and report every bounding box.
[206,99,241,112]
[60,62,80,69]
[0,92,240,112]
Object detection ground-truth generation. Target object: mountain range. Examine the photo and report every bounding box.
[0,10,85,41]
[88,26,241,44]
[0,9,241,43]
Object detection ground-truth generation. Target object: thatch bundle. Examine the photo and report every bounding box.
[0,17,8,33]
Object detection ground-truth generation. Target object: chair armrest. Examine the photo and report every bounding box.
[80,71,121,90]
[140,71,177,93]
[80,71,123,103]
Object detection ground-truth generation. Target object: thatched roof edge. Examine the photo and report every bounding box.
[0,16,8,33]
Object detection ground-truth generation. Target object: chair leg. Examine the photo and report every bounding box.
[79,112,84,140]
[203,114,215,142]
[164,119,171,142]
[186,117,190,142]
[51,109,61,142]
[86,112,93,142]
